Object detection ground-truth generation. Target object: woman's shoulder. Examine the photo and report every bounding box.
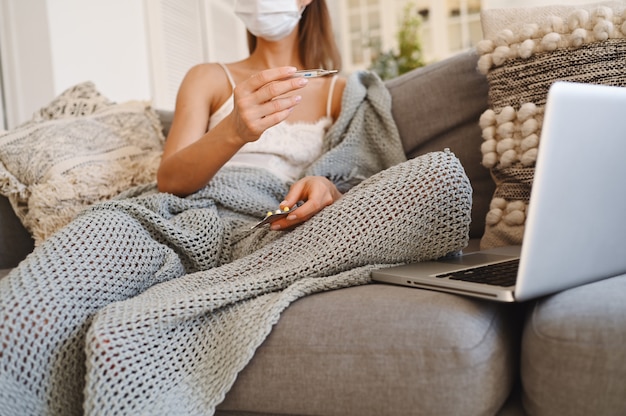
[178,62,235,111]
[184,62,227,80]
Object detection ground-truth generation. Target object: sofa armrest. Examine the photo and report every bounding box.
[385,50,493,239]
[0,195,34,268]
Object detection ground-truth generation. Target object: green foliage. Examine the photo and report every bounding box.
[369,2,425,80]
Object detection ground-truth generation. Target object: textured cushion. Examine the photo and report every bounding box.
[385,51,492,239]
[521,274,626,415]
[0,81,165,244]
[216,284,518,416]
[476,1,626,248]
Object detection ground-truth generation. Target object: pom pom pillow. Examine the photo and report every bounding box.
[0,82,165,244]
[476,1,626,249]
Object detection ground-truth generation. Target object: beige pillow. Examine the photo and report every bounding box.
[476,1,626,249]
[0,82,165,244]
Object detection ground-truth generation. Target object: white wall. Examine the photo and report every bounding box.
[0,0,55,129]
[46,0,151,104]
[0,0,151,129]
[204,0,248,63]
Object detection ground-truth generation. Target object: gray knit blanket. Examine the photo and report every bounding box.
[0,71,473,415]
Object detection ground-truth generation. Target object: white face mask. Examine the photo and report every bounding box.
[234,0,304,42]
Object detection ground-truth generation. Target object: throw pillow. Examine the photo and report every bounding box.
[476,1,626,249]
[0,81,165,244]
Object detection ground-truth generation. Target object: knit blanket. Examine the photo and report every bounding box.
[0,71,473,415]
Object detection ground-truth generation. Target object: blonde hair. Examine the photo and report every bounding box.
[247,0,342,70]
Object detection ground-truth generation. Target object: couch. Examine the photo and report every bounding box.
[1,50,625,415]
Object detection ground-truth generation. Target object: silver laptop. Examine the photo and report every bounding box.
[372,81,626,302]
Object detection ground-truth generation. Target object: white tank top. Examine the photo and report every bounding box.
[210,63,337,182]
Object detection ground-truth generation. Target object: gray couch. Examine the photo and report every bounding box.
[1,51,625,416]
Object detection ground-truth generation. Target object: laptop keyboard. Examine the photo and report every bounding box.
[435,259,520,287]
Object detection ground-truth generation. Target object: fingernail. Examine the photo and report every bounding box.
[287,215,297,221]
[270,224,281,231]
[297,78,308,86]
[286,66,297,74]
[294,95,302,103]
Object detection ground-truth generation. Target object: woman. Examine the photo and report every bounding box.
[0,1,472,414]
[157,0,346,230]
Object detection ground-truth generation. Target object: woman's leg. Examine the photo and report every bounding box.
[233,149,473,269]
[0,205,188,416]
[91,150,472,318]
[80,151,473,414]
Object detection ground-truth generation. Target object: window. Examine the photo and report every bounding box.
[334,0,483,72]
[445,0,483,54]
[341,0,385,70]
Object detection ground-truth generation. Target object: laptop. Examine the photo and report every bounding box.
[371,81,626,302]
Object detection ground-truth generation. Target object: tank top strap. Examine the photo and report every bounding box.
[217,63,237,90]
[326,75,339,118]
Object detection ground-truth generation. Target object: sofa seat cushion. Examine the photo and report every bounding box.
[216,283,519,416]
[522,274,626,416]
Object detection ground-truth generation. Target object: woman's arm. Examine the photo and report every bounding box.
[157,65,308,197]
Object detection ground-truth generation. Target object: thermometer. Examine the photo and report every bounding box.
[292,69,338,78]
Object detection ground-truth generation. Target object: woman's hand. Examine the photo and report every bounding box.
[270,176,343,230]
[232,66,309,144]
[157,65,308,197]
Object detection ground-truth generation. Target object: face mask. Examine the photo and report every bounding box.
[234,0,304,41]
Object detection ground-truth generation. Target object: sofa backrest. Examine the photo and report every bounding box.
[385,50,492,239]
